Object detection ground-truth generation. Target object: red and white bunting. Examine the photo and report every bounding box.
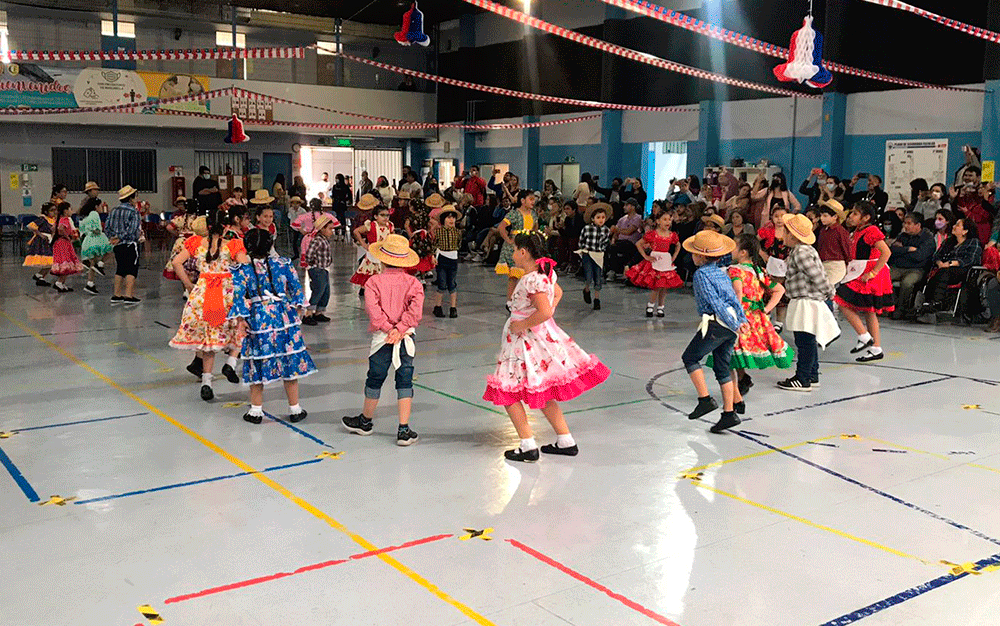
[859,0,1000,45]
[316,45,697,112]
[457,0,821,99]
[7,47,305,62]
[596,0,984,92]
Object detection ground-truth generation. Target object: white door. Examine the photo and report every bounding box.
[354,149,404,196]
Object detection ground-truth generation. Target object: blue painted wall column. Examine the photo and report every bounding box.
[460,13,477,174]
[523,116,540,190]
[689,100,720,177]
[981,80,1000,164]
[818,92,847,176]
[601,110,624,182]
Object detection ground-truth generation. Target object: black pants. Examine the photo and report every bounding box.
[606,240,639,275]
[925,266,966,307]
[113,242,139,278]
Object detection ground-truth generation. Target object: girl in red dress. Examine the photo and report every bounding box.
[626,210,683,317]
[351,205,394,290]
[50,202,84,292]
[834,201,893,362]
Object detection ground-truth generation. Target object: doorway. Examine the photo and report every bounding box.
[300,147,353,201]
[262,152,292,195]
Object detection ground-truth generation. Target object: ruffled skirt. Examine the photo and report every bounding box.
[625,259,683,290]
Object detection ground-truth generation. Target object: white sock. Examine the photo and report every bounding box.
[87,281,95,287]
[97,261,105,268]
[202,373,213,386]
[55,281,65,288]
[868,346,883,355]
[289,403,302,414]
[646,303,655,310]
[657,305,665,311]
[857,332,872,344]
[248,404,264,417]
[519,437,538,451]
[226,355,238,369]
[556,433,576,448]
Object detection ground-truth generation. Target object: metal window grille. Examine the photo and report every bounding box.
[195,151,249,177]
[52,148,157,192]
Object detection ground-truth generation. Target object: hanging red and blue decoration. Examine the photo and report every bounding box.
[225,114,250,144]
[395,2,431,47]
[773,15,832,89]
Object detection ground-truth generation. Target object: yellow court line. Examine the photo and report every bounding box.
[0,311,496,626]
[685,434,842,474]
[112,341,175,372]
[689,480,945,568]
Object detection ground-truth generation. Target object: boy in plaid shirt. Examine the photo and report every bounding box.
[431,207,464,318]
[302,215,335,326]
[579,204,611,310]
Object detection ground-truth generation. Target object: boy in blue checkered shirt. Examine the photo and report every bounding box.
[579,204,611,310]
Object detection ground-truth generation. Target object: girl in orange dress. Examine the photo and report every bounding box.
[24,202,58,286]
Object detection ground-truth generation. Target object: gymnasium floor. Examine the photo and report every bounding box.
[2,246,999,626]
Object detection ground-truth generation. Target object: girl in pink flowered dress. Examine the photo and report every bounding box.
[484,233,611,462]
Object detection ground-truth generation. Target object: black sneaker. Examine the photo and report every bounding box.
[540,442,579,456]
[777,376,812,392]
[433,305,445,318]
[83,284,99,295]
[645,307,654,318]
[124,297,141,306]
[856,350,884,363]
[593,298,601,311]
[734,401,746,415]
[358,288,365,298]
[243,411,263,425]
[200,385,214,401]
[302,316,318,326]
[449,307,458,318]
[34,276,51,287]
[186,356,203,378]
[314,314,331,323]
[504,447,539,462]
[222,363,240,384]
[738,374,754,396]
[93,264,106,277]
[111,295,124,305]
[342,414,373,435]
[850,337,874,354]
[710,411,742,434]
[688,396,719,420]
[583,290,592,304]
[397,427,419,446]
[289,409,308,423]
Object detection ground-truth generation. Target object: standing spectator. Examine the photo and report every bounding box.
[799,168,828,208]
[106,185,144,305]
[289,176,307,202]
[194,166,222,215]
[725,183,752,216]
[423,175,440,197]
[273,174,288,213]
[846,173,889,215]
[375,176,393,206]
[621,177,647,211]
[594,177,622,204]
[954,145,982,187]
[358,170,374,199]
[752,172,802,226]
[456,166,487,207]
[573,173,594,206]
[331,174,352,239]
[889,212,936,318]
[718,167,741,204]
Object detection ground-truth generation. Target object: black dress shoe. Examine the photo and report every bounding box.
[222,363,240,384]
[593,298,601,311]
[433,305,445,318]
[200,385,214,401]
[688,396,719,420]
[186,356,203,378]
[710,411,742,434]
[583,290,592,304]
[314,314,331,323]
[540,443,579,456]
[450,307,458,318]
[504,447,540,462]
[243,411,263,424]
[289,410,308,423]
[734,401,746,415]
[738,374,754,396]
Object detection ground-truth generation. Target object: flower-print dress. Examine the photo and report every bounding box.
[351,220,393,286]
[625,230,683,289]
[79,211,112,260]
[23,215,55,267]
[51,217,84,276]
[169,236,243,352]
[484,271,611,409]
[164,214,200,281]
[228,257,317,385]
[707,263,794,370]
[495,209,539,279]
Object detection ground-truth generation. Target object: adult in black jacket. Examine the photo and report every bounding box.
[888,212,936,318]
[846,173,889,215]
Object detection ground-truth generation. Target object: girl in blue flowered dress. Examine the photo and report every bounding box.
[228,229,317,425]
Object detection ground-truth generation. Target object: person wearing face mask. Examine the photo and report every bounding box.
[928,209,956,251]
[799,168,828,208]
[914,181,945,218]
[193,166,222,216]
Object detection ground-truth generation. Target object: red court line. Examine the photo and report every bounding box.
[506,539,681,626]
[164,534,452,604]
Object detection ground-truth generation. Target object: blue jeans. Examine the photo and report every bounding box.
[308,267,330,311]
[681,321,737,383]
[435,256,458,293]
[365,342,414,399]
[793,331,819,382]
[582,254,604,291]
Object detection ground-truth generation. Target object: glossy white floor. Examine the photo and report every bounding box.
[2,244,999,626]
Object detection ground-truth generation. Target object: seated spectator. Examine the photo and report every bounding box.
[605,197,645,278]
[880,209,903,240]
[929,208,956,251]
[725,182,753,217]
[723,207,754,237]
[888,212,936,319]
[918,217,983,315]
[984,270,1000,332]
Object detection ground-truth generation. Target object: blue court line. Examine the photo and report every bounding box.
[736,431,1000,547]
[10,412,149,433]
[0,443,39,502]
[763,377,952,417]
[73,458,322,505]
[818,550,1000,625]
[263,411,334,448]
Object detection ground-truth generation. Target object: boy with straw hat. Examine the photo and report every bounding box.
[343,233,425,446]
[778,213,839,392]
[680,230,748,434]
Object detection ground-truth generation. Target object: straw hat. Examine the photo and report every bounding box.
[437,206,460,222]
[250,189,275,205]
[369,233,419,268]
[313,214,336,233]
[782,213,816,245]
[118,185,138,200]
[398,191,411,200]
[584,202,612,225]
[84,181,100,192]
[173,195,187,205]
[701,214,725,230]
[820,198,847,223]
[190,216,208,237]
[682,230,736,257]
[357,193,379,210]
[289,196,303,205]
[425,193,446,208]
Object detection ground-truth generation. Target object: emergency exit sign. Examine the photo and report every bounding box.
[21,164,38,172]
[337,138,352,147]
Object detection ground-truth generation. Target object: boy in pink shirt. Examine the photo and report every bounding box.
[343,234,425,446]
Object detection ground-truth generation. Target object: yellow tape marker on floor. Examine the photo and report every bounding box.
[222,401,246,408]
[2,311,496,626]
[459,528,493,541]
[962,404,981,410]
[685,434,842,474]
[941,561,981,576]
[316,451,343,460]
[38,495,76,506]
[137,604,164,624]
[688,480,942,567]
[680,472,703,481]
[112,341,175,373]
[0,431,15,439]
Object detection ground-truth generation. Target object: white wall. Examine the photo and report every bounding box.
[845,83,985,135]
[622,109,700,143]
[720,97,823,140]
[540,113,602,146]
[476,117,524,149]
